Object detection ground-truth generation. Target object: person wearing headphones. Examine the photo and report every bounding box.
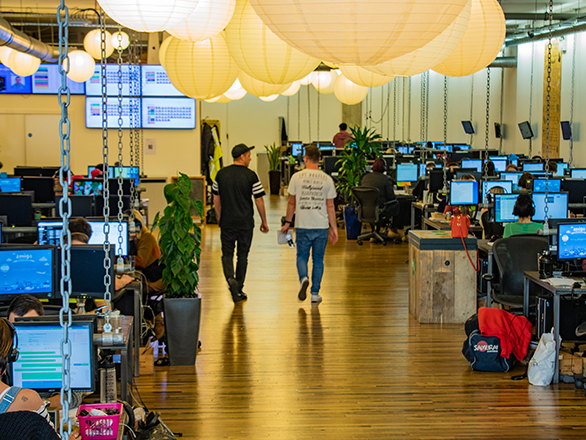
[503,193,542,237]
[361,158,396,212]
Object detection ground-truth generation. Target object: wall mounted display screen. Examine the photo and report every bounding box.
[32,64,85,94]
[85,64,141,96]
[0,65,32,94]
[532,192,568,222]
[141,97,196,129]
[558,224,586,260]
[494,194,519,223]
[85,97,141,129]
[141,65,184,96]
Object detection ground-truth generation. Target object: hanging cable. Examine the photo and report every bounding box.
[482,68,491,203]
[529,41,535,157]
[317,81,320,141]
[407,77,412,142]
[393,80,397,142]
[387,82,391,140]
[499,68,504,154]
[442,75,449,192]
[380,84,384,136]
[569,33,577,167]
[420,74,425,142]
[57,2,72,437]
[543,0,554,227]
[469,75,474,147]
[307,85,311,141]
[401,78,406,142]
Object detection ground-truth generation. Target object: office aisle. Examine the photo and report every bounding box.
[135,196,586,439]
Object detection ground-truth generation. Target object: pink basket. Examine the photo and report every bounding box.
[77,403,122,440]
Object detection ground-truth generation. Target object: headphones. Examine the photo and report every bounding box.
[1,319,19,364]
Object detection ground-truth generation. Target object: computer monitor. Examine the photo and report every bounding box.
[37,221,64,246]
[461,120,474,134]
[562,179,586,204]
[0,245,57,299]
[88,166,114,179]
[460,159,482,173]
[555,162,568,176]
[454,169,482,181]
[21,177,55,203]
[518,121,534,139]
[397,146,409,155]
[108,179,133,197]
[570,169,586,179]
[95,196,132,216]
[0,177,21,193]
[88,220,128,256]
[72,179,103,196]
[480,180,513,202]
[523,162,544,172]
[428,170,450,193]
[13,166,44,177]
[291,143,303,156]
[558,223,586,260]
[54,195,94,217]
[532,178,561,193]
[492,159,507,173]
[396,163,418,182]
[10,320,94,392]
[494,194,519,223]
[532,192,568,222]
[0,194,33,226]
[318,143,335,151]
[560,121,572,140]
[323,156,341,175]
[113,166,140,186]
[450,180,479,205]
[454,144,471,151]
[68,245,115,298]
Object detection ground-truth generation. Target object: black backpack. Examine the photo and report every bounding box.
[462,330,515,372]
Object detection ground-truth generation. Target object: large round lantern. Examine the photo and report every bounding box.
[310,71,332,90]
[259,94,279,102]
[338,65,393,88]
[64,50,96,82]
[97,0,200,33]
[84,29,114,59]
[281,81,301,96]
[334,74,368,105]
[238,70,291,97]
[159,37,172,67]
[313,70,338,94]
[163,33,239,100]
[299,73,312,86]
[0,46,15,67]
[223,78,247,100]
[364,0,471,78]
[225,0,320,84]
[111,31,130,50]
[168,0,236,42]
[9,51,41,76]
[205,95,232,103]
[249,0,470,65]
[433,0,505,77]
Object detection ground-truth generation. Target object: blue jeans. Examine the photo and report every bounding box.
[296,228,329,295]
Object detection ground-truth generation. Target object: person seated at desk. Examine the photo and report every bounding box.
[503,194,542,237]
[412,162,436,200]
[518,172,534,190]
[483,160,497,177]
[505,164,519,172]
[360,158,396,213]
[546,160,557,175]
[480,186,506,240]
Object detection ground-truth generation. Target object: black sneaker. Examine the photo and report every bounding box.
[298,277,309,301]
[228,278,242,303]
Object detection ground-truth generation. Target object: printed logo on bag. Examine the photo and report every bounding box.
[474,340,499,353]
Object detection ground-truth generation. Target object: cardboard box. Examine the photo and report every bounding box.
[139,345,154,376]
[559,352,586,376]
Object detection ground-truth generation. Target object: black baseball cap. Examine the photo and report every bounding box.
[232,143,255,158]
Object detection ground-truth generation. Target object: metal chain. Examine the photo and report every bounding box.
[297,91,300,141]
[401,78,406,142]
[420,74,425,142]
[442,75,448,191]
[128,31,137,230]
[483,68,491,202]
[136,32,144,176]
[380,85,384,136]
[307,85,311,141]
[116,27,125,272]
[286,96,290,145]
[543,0,554,224]
[57,2,72,436]
[529,42,535,157]
[499,68,504,154]
[569,33,577,167]
[469,75,474,148]
[317,79,320,141]
[100,11,112,334]
[407,77,412,142]
[393,79,397,141]
[425,72,430,142]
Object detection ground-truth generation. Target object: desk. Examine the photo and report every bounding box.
[97,316,133,402]
[410,201,437,231]
[477,239,494,307]
[423,217,484,236]
[523,271,586,384]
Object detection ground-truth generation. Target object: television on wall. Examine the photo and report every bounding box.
[518,121,534,139]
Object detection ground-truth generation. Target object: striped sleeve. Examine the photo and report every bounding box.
[251,175,265,198]
[212,180,219,195]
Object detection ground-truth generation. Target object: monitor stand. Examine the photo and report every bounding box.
[77,297,87,314]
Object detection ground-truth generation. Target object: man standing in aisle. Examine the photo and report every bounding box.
[213,144,269,303]
[332,122,353,149]
[281,145,338,304]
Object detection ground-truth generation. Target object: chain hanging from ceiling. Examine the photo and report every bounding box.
[482,68,491,203]
[529,41,535,158]
[442,75,449,191]
[115,26,126,279]
[499,68,504,154]
[420,74,426,143]
[297,91,301,141]
[425,72,430,142]
[393,79,397,142]
[307,86,311,141]
[469,75,474,148]
[407,77,412,142]
[569,33,577,167]
[543,0,554,226]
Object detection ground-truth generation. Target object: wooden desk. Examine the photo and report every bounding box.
[523,271,586,384]
[410,201,437,231]
[97,316,133,402]
[423,217,484,236]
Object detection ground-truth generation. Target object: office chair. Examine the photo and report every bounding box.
[352,186,400,246]
[483,236,548,313]
[0,411,60,440]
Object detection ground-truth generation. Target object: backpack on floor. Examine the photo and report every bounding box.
[462,330,514,372]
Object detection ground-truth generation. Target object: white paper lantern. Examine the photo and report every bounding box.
[238,70,291,97]
[299,73,313,86]
[9,51,41,76]
[314,70,338,94]
[63,50,96,82]
[162,33,239,100]
[311,71,332,90]
[97,0,200,33]
[249,0,470,65]
[281,80,301,96]
[168,0,236,43]
[159,37,172,67]
[334,74,368,105]
[225,0,320,84]
[205,95,232,103]
[224,78,247,100]
[259,94,279,102]
[0,46,15,68]
[364,0,471,78]
[84,29,114,59]
[338,65,393,88]
[433,0,506,77]
[111,31,130,50]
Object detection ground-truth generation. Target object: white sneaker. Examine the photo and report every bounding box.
[298,277,309,301]
[311,294,323,304]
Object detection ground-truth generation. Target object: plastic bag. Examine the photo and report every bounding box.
[527,328,560,386]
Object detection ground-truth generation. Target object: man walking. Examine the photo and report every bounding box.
[213,144,269,303]
[281,145,338,304]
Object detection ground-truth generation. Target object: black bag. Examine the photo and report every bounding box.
[462,330,514,372]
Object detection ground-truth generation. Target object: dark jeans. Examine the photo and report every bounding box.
[221,227,253,289]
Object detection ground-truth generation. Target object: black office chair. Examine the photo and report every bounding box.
[353,186,400,246]
[484,236,548,311]
[0,411,60,440]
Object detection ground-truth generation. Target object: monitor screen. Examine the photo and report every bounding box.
[113,166,140,185]
[492,159,507,172]
[461,120,474,134]
[21,177,55,203]
[481,180,513,202]
[397,146,409,155]
[87,166,114,179]
[396,164,418,182]
[141,65,184,96]
[0,65,32,94]
[10,321,94,392]
[85,97,141,129]
[489,156,507,161]
[85,64,141,96]
[570,169,586,179]
[142,97,196,129]
[560,121,572,140]
[454,144,470,151]
[37,221,64,246]
[532,192,568,222]
[32,64,85,95]
[461,159,482,173]
[0,245,56,298]
[519,121,534,139]
[562,179,586,204]
[494,194,519,223]
[69,245,115,298]
[450,180,479,205]
[318,143,335,151]
[72,179,103,196]
[292,143,304,156]
[0,194,33,226]
[523,162,544,172]
[88,221,128,256]
[0,177,21,193]
[558,223,586,260]
[533,178,561,193]
[555,162,568,176]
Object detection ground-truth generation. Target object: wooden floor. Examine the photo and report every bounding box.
[135,196,586,439]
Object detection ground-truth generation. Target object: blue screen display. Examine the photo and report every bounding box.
[523,162,544,172]
[114,166,140,185]
[559,224,586,260]
[0,177,20,192]
[532,192,568,221]
[141,65,184,97]
[492,159,507,172]
[292,143,303,156]
[533,179,561,193]
[570,169,586,179]
[481,180,513,202]
[500,172,522,186]
[461,159,482,172]
[0,65,32,94]
[0,248,53,295]
[450,180,479,205]
[494,194,519,223]
[556,162,568,176]
[454,144,470,150]
[87,166,114,178]
[396,164,418,182]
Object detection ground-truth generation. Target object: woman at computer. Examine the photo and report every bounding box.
[503,193,542,237]
[480,186,506,240]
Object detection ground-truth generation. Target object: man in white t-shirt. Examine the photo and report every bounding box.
[281,145,338,304]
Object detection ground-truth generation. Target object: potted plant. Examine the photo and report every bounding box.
[152,173,204,366]
[265,142,282,195]
[336,126,382,239]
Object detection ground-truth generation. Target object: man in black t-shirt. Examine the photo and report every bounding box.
[212,144,269,303]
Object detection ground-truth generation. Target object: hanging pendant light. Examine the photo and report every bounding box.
[0,46,15,68]
[299,73,313,86]
[281,80,301,96]
[84,29,115,59]
[338,65,393,88]
[205,95,232,103]
[259,94,279,102]
[333,74,368,105]
[64,50,96,82]
[168,0,236,43]
[224,78,247,100]
[313,70,338,94]
[159,37,172,67]
[111,31,130,50]
[238,70,291,97]
[9,51,41,76]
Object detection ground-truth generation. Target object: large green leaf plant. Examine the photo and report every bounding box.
[152,173,203,298]
[264,142,281,171]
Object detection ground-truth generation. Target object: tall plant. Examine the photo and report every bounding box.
[264,142,281,171]
[152,173,203,298]
[336,126,382,203]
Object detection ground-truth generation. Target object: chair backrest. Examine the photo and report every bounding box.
[0,411,60,439]
[352,187,380,224]
[492,236,548,297]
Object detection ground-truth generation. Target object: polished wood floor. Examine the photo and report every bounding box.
[135,196,586,439]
